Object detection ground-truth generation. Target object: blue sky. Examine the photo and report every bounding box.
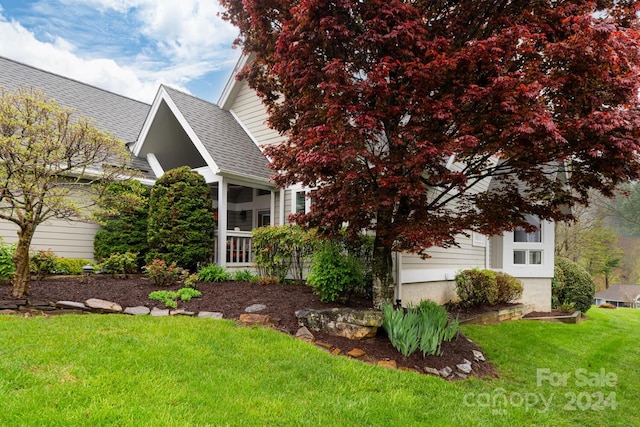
[0,0,242,103]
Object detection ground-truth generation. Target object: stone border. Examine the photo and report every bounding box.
[521,310,583,324]
[459,304,532,325]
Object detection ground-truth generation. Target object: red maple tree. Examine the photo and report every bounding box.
[221,0,640,307]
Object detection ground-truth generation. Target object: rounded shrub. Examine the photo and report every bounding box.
[147,166,216,271]
[454,268,498,307]
[307,240,364,303]
[94,180,150,268]
[553,257,596,314]
[494,272,523,304]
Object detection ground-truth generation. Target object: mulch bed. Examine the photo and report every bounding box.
[1,275,497,379]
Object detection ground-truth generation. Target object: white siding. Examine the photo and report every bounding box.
[0,218,99,260]
[402,234,485,271]
[230,81,284,148]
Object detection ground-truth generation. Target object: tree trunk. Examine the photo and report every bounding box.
[11,225,35,298]
[371,206,396,309]
[371,238,395,309]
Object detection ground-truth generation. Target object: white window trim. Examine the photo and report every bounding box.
[291,187,312,214]
[503,218,555,277]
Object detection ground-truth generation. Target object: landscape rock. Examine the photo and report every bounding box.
[56,301,87,310]
[472,350,485,362]
[238,313,271,326]
[295,326,315,342]
[456,372,469,380]
[330,348,342,356]
[85,298,122,313]
[0,309,17,315]
[170,309,195,316]
[377,359,397,369]
[197,311,224,319]
[296,308,382,339]
[0,301,21,310]
[150,307,170,317]
[347,348,367,358]
[439,366,453,378]
[457,362,473,374]
[124,306,150,315]
[424,367,440,376]
[244,304,267,313]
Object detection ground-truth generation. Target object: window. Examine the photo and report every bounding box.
[513,215,544,266]
[295,191,306,213]
[257,210,270,227]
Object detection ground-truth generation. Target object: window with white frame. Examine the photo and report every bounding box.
[292,189,311,214]
[513,216,543,265]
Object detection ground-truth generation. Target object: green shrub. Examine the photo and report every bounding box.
[553,257,596,314]
[382,300,459,357]
[233,269,258,282]
[494,272,524,304]
[94,180,150,268]
[30,249,59,279]
[148,290,179,309]
[143,259,180,286]
[0,238,16,284]
[455,268,499,308]
[181,272,199,289]
[197,264,232,282]
[149,287,202,308]
[306,240,365,303]
[147,166,216,271]
[100,252,138,278]
[176,287,202,302]
[56,258,95,275]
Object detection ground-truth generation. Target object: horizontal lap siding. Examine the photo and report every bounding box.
[231,81,284,148]
[0,219,98,260]
[402,235,485,270]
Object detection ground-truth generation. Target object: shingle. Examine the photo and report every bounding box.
[0,56,153,177]
[162,85,272,182]
[595,284,640,302]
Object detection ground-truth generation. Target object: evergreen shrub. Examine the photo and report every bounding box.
[552,257,596,313]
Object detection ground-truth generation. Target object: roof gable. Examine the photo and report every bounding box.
[135,85,272,183]
[595,284,640,302]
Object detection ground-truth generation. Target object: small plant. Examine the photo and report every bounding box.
[143,258,180,286]
[149,287,202,308]
[0,238,16,284]
[306,240,364,303]
[197,264,232,282]
[557,301,576,313]
[598,302,616,309]
[181,271,199,289]
[176,287,202,302]
[148,290,178,309]
[100,252,138,278]
[254,275,280,285]
[30,249,59,279]
[233,269,258,282]
[382,300,459,357]
[56,258,95,275]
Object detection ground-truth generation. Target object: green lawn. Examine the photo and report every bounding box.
[0,308,637,426]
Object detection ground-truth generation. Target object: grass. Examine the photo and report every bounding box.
[0,308,637,426]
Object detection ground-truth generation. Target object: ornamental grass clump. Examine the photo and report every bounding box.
[382,300,459,357]
[197,264,232,282]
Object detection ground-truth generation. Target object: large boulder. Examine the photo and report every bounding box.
[295,308,383,340]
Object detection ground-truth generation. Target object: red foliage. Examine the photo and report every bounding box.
[220,0,640,298]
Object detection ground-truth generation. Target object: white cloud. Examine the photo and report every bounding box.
[0,1,240,103]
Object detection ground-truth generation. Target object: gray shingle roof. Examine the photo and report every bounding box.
[0,56,153,176]
[162,85,273,182]
[595,284,640,302]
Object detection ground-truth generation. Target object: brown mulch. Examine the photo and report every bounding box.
[0,275,497,379]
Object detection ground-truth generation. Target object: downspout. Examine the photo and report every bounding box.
[394,251,402,307]
[279,188,286,225]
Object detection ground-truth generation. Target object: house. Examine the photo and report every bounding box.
[0,55,555,311]
[594,284,640,308]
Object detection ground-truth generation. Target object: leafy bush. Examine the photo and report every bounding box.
[30,249,59,279]
[455,268,499,308]
[143,259,180,286]
[494,272,523,304]
[148,290,179,309]
[553,257,596,314]
[197,264,232,282]
[100,252,138,278]
[147,166,216,271]
[382,300,459,357]
[233,269,258,282]
[254,276,280,286]
[598,303,616,309]
[181,271,199,289]
[0,238,16,284]
[306,240,364,302]
[94,180,150,268]
[56,258,95,275]
[149,287,202,308]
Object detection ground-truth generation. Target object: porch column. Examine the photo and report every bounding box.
[218,178,228,267]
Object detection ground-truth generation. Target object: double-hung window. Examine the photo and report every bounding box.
[513,216,543,265]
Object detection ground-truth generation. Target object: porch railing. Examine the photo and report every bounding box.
[212,230,253,266]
